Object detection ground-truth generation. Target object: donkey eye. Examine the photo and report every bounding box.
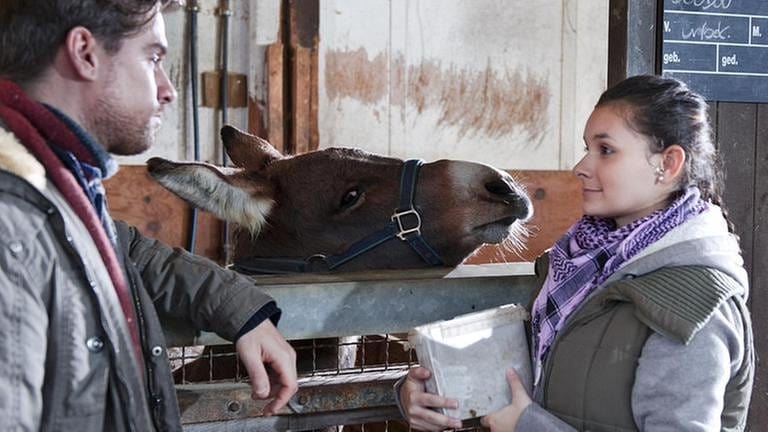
[340,188,361,209]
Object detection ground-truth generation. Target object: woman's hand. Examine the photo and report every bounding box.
[480,369,532,432]
[400,366,463,431]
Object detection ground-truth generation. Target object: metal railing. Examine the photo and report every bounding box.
[163,263,537,431]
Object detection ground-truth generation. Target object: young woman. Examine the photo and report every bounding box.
[397,75,754,431]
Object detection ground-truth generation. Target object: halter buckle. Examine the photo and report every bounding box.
[391,208,422,241]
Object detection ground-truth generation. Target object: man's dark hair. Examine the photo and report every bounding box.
[0,0,167,85]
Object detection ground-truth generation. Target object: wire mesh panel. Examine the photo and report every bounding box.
[170,333,415,385]
[172,336,488,431]
[166,266,537,431]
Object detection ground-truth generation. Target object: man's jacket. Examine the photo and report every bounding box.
[0,126,277,431]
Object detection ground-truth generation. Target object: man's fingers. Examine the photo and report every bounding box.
[243,355,271,400]
[263,359,298,415]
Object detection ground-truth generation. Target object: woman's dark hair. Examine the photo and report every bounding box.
[596,74,733,232]
[0,0,167,85]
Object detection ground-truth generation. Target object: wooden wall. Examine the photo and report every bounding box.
[714,102,768,429]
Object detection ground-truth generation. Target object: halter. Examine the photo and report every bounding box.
[232,159,445,274]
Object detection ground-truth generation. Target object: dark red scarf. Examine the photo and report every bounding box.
[0,79,143,364]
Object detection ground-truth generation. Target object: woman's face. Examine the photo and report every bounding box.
[573,104,671,227]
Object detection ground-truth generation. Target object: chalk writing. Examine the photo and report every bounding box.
[663,0,768,102]
[670,0,732,10]
[681,21,730,40]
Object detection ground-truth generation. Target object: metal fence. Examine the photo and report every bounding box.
[163,263,537,431]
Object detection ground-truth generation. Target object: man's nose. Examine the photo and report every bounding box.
[157,68,177,104]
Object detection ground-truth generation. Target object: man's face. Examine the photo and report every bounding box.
[87,9,176,155]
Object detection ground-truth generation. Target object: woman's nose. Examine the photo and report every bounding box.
[572,155,591,178]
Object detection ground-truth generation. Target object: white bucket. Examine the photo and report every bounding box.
[407,303,532,420]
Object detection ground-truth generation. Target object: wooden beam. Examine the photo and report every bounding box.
[291,46,313,154]
[607,0,660,86]
[287,0,319,154]
[104,166,223,263]
[266,42,285,153]
[748,104,768,427]
[466,170,581,264]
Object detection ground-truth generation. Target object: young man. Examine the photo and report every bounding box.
[0,1,297,430]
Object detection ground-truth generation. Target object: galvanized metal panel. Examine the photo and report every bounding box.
[163,263,537,346]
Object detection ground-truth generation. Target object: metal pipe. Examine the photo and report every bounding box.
[186,0,201,253]
[218,0,232,264]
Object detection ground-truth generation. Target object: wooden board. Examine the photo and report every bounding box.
[716,103,756,278]
[104,167,223,262]
[465,170,581,263]
[267,42,286,153]
[105,166,580,265]
[748,104,768,428]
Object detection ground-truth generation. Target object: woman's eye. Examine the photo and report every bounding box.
[600,145,614,155]
[340,188,361,209]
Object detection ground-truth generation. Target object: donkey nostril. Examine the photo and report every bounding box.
[485,180,514,196]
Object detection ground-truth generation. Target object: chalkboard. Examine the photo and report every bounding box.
[662,0,768,102]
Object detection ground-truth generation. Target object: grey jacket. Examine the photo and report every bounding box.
[519,207,753,431]
[0,127,277,431]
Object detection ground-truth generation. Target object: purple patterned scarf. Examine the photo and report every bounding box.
[531,187,709,382]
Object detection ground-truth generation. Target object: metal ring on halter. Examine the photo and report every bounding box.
[391,208,422,240]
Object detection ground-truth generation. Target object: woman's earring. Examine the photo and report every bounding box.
[654,166,665,184]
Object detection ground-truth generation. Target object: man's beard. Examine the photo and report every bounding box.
[86,92,157,156]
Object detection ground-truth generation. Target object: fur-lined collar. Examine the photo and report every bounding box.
[0,127,46,190]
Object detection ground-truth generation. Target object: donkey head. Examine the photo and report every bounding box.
[147,126,531,271]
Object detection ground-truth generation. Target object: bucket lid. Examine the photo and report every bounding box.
[408,303,528,342]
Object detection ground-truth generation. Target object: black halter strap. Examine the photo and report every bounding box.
[232,159,445,274]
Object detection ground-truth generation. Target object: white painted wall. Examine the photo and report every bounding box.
[319,0,608,170]
[119,0,608,171]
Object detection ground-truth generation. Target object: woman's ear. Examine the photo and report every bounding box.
[660,144,686,182]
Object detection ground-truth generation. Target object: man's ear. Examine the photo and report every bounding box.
[660,144,686,181]
[63,26,101,81]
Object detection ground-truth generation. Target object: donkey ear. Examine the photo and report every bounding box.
[221,125,284,171]
[146,157,273,234]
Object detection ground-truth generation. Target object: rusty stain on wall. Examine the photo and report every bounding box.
[325,47,550,144]
[325,47,388,104]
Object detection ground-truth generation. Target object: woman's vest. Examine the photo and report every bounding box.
[535,264,753,431]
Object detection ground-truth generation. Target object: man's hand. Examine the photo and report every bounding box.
[235,319,298,416]
[480,368,532,431]
[400,366,463,431]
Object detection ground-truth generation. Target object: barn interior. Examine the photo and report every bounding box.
[102,0,768,430]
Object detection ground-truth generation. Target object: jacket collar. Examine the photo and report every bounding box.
[0,123,46,190]
[46,105,118,179]
[605,207,748,294]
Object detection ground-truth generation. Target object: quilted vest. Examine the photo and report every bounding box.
[536,265,753,431]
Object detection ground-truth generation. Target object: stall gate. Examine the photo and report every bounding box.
[163,263,538,431]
